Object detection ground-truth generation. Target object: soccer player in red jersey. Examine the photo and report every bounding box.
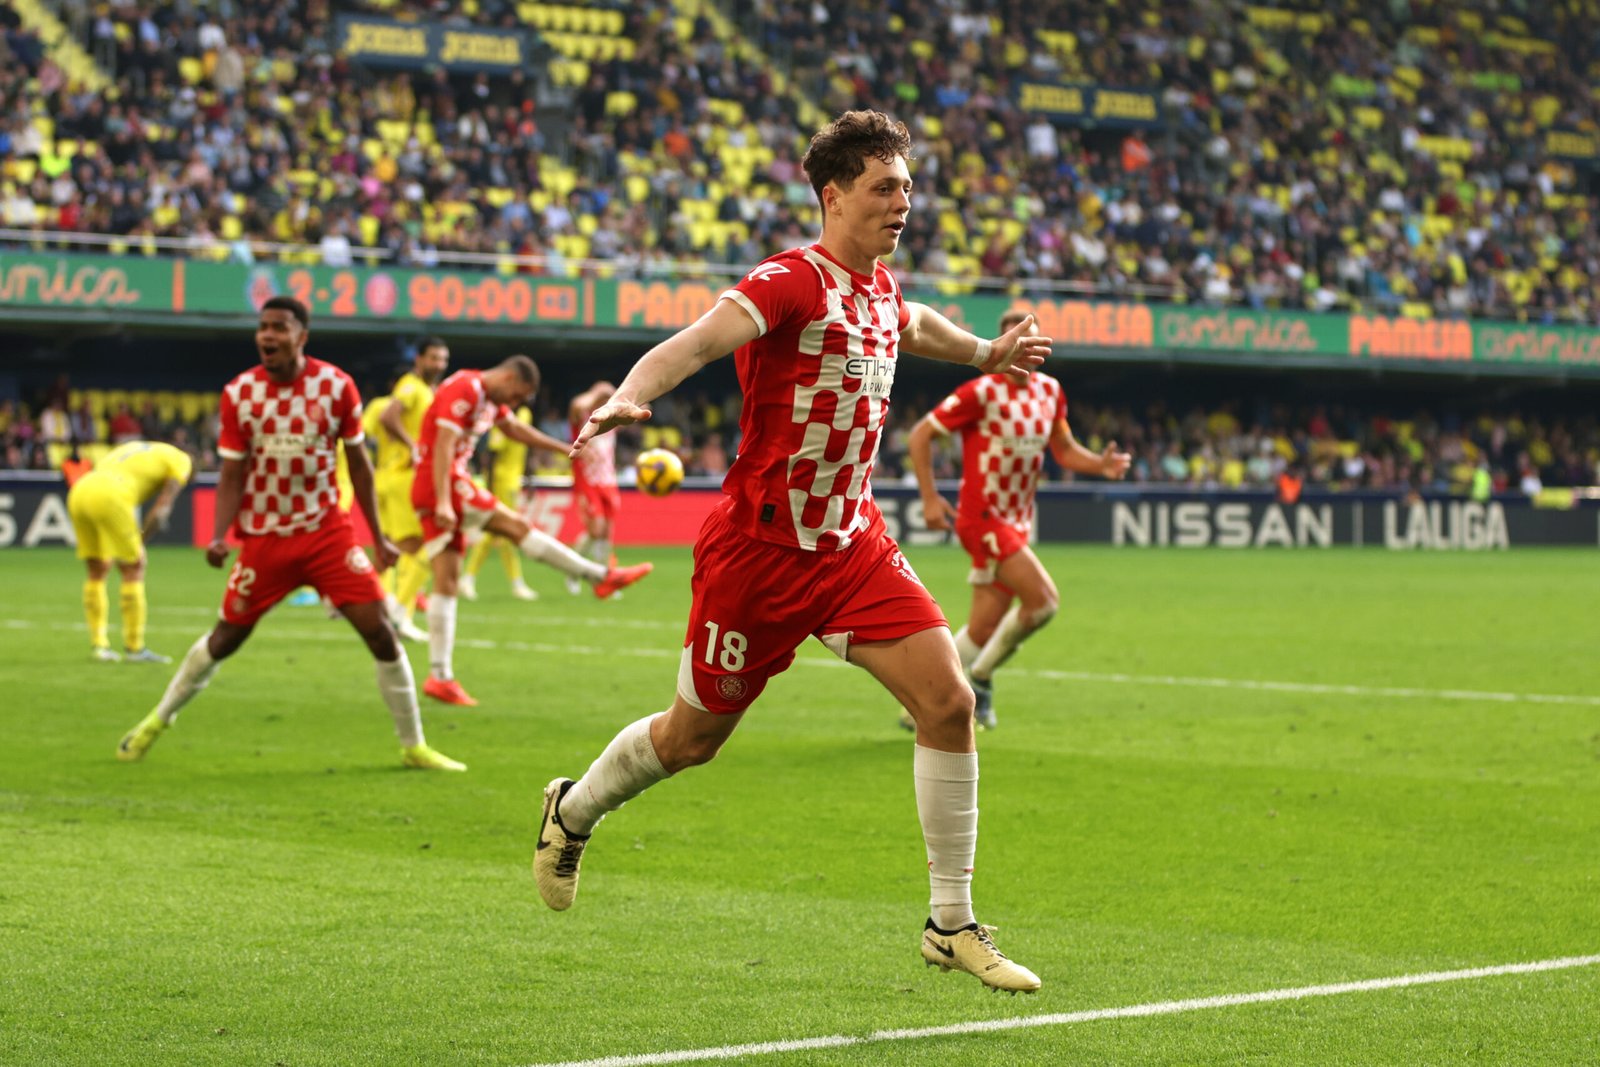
[115,297,465,771]
[533,111,1050,992]
[910,310,1132,730]
[412,357,653,706]
[563,380,622,594]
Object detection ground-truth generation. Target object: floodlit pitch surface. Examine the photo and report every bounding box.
[2,545,1596,1066]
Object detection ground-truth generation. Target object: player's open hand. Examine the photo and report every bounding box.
[205,538,231,569]
[571,397,652,457]
[921,494,958,532]
[371,535,401,571]
[1101,440,1133,480]
[980,313,1052,383]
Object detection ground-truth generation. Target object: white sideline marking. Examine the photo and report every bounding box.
[7,615,1600,708]
[522,954,1600,1067]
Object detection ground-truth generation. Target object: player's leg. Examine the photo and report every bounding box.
[484,506,651,600]
[82,557,116,660]
[968,547,1059,723]
[392,537,431,634]
[534,511,796,910]
[459,534,489,600]
[851,628,1040,993]
[118,619,254,761]
[831,538,1039,993]
[116,554,167,663]
[422,545,476,705]
[69,486,116,660]
[336,598,465,771]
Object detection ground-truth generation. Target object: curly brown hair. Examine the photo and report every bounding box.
[801,110,915,203]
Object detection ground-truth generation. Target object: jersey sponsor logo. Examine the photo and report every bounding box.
[715,675,748,702]
[843,355,897,399]
[346,546,374,574]
[258,432,322,458]
[888,550,924,585]
[746,262,791,282]
[452,398,472,417]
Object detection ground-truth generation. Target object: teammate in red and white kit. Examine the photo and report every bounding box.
[115,297,465,771]
[412,357,653,706]
[532,111,1051,992]
[564,380,621,594]
[910,310,1132,730]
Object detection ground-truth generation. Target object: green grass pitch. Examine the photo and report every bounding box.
[1,544,1597,1065]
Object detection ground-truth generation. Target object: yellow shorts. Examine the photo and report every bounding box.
[490,474,522,509]
[68,476,142,562]
[377,468,422,542]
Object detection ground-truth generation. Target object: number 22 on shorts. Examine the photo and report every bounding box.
[228,562,257,598]
[702,621,747,671]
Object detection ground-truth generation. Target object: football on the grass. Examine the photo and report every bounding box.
[635,448,685,496]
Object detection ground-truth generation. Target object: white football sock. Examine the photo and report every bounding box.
[591,537,613,566]
[558,712,670,835]
[427,594,457,680]
[914,743,978,930]
[519,528,606,582]
[153,634,220,725]
[970,603,1056,682]
[952,625,982,673]
[375,653,424,746]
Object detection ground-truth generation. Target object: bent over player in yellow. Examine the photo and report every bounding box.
[66,440,193,662]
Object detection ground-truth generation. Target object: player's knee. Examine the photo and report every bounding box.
[1026,598,1058,631]
[914,683,974,729]
[366,625,400,661]
[656,729,728,772]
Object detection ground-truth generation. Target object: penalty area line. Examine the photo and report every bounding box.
[521,953,1600,1067]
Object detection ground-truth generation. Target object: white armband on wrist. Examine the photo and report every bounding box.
[969,339,992,367]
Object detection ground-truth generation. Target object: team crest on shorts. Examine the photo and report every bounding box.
[346,547,374,574]
[230,597,249,615]
[888,551,923,585]
[716,675,747,702]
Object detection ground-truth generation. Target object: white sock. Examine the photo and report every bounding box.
[153,634,220,725]
[970,602,1055,682]
[427,593,457,680]
[952,625,982,673]
[572,533,592,558]
[375,654,424,746]
[558,712,670,835]
[914,743,978,930]
[519,528,606,582]
[591,537,613,566]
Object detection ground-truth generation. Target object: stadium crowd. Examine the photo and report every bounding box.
[5,375,1596,498]
[2,0,1600,323]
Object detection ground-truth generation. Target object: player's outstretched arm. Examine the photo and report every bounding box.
[502,416,572,457]
[1050,419,1132,480]
[901,304,1051,383]
[908,416,958,531]
[571,299,760,456]
[140,477,185,541]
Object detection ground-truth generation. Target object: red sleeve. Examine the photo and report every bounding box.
[338,374,364,441]
[217,383,247,459]
[720,254,821,337]
[436,376,473,431]
[927,379,983,435]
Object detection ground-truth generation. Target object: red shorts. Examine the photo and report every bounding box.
[679,500,947,714]
[220,514,384,626]
[575,479,622,524]
[955,511,1030,586]
[414,468,499,557]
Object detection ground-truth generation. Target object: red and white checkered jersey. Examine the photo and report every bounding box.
[217,357,364,536]
[570,414,617,489]
[717,244,909,552]
[928,372,1066,532]
[417,370,508,478]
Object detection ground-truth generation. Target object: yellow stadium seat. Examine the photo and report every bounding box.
[179,56,203,85]
[606,91,637,117]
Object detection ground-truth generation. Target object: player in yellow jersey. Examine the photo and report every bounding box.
[66,439,193,662]
[379,338,450,635]
[355,385,428,637]
[460,404,538,602]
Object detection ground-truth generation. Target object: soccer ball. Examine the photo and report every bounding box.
[635,448,685,497]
